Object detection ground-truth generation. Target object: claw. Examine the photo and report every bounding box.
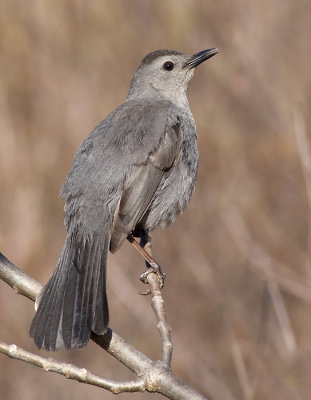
[139,263,166,288]
[139,288,151,295]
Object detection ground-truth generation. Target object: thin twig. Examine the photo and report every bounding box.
[140,233,173,368]
[0,341,144,394]
[147,272,173,368]
[0,251,207,400]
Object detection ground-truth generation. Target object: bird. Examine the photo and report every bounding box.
[30,48,219,351]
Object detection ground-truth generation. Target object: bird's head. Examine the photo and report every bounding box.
[128,48,219,106]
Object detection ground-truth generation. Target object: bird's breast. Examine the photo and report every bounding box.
[141,114,199,231]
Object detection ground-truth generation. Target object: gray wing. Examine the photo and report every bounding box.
[61,98,181,248]
[110,122,180,252]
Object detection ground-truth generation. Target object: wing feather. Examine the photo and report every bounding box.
[110,123,180,252]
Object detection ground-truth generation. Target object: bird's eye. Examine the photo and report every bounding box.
[163,61,174,71]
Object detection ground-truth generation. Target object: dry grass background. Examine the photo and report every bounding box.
[0,1,311,399]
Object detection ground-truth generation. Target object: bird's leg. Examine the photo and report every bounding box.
[139,231,166,288]
[127,232,166,289]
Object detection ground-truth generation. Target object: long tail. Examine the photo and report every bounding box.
[30,230,109,351]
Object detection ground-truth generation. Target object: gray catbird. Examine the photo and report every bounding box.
[30,48,218,351]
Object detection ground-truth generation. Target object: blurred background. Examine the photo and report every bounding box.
[0,1,310,399]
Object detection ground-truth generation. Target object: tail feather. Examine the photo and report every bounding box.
[31,244,71,349]
[93,245,109,334]
[64,239,94,348]
[61,242,82,349]
[30,232,109,351]
[48,244,73,349]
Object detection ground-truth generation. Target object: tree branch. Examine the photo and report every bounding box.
[130,232,173,368]
[0,341,144,394]
[0,252,208,400]
[147,271,173,367]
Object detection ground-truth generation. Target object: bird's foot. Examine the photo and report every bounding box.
[127,232,166,293]
[139,261,166,294]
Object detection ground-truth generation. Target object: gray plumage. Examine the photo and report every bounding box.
[30,48,218,350]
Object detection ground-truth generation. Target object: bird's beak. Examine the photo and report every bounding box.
[184,48,219,69]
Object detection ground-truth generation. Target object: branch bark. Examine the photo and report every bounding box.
[0,341,144,393]
[0,252,208,400]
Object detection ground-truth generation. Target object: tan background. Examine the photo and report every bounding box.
[1,1,311,399]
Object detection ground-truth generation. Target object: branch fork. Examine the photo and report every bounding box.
[0,251,205,399]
